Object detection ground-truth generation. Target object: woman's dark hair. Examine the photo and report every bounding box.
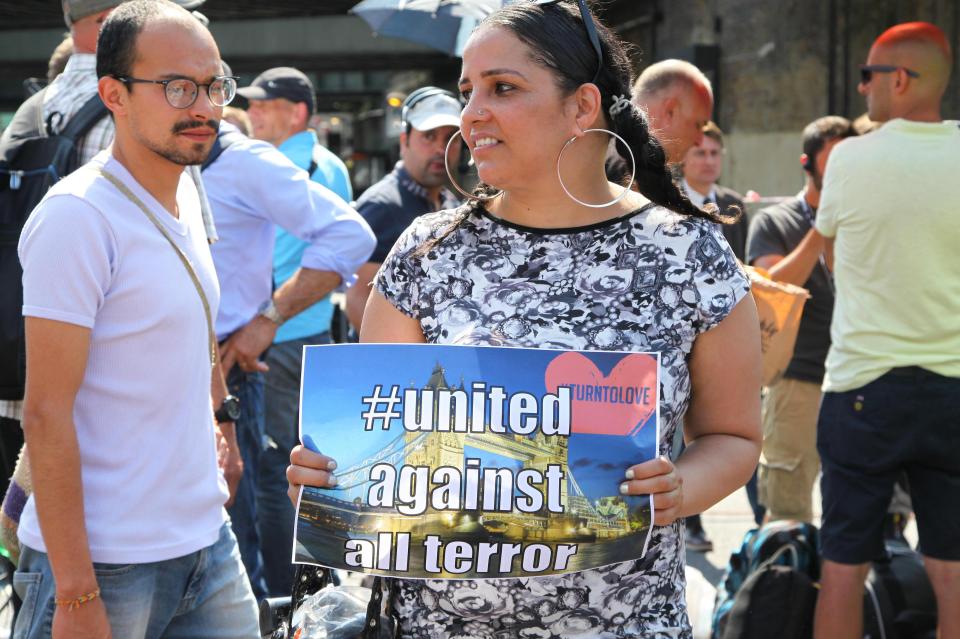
[432,0,731,248]
[96,0,183,80]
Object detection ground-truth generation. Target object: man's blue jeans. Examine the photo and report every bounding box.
[13,523,259,638]
[258,332,329,597]
[226,366,268,600]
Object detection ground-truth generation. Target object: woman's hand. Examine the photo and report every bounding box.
[286,445,339,505]
[620,456,684,526]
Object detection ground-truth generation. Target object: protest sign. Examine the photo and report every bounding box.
[294,344,659,579]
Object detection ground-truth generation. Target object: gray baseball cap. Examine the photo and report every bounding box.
[62,0,207,26]
[62,0,122,26]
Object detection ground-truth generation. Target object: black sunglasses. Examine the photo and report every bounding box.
[859,64,920,84]
[536,0,603,84]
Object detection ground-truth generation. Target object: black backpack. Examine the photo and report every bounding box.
[712,521,821,638]
[0,90,108,400]
[719,544,819,639]
[863,542,937,639]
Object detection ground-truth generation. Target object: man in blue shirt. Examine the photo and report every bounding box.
[203,81,373,599]
[237,66,354,597]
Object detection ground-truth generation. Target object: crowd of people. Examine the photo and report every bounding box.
[0,0,956,637]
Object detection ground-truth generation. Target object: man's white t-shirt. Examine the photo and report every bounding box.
[18,150,228,563]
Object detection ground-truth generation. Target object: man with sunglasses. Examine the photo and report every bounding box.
[813,21,960,639]
[14,2,260,637]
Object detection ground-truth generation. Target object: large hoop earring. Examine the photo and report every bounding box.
[556,128,636,208]
[444,130,502,201]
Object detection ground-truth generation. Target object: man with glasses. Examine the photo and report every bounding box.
[14,2,259,636]
[813,21,960,639]
[0,0,239,564]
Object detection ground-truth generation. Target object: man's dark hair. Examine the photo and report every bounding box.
[802,116,855,168]
[702,120,724,147]
[96,0,184,80]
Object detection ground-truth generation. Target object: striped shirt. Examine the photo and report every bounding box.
[43,52,114,165]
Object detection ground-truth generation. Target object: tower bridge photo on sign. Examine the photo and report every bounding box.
[294,343,659,579]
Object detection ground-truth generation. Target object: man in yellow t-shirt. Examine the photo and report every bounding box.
[812,21,960,639]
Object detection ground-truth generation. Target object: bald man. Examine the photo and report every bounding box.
[632,59,714,163]
[812,22,960,639]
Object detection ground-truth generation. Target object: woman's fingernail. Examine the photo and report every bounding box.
[327,460,337,471]
[303,434,320,452]
[619,483,629,495]
[328,475,338,487]
[625,469,635,480]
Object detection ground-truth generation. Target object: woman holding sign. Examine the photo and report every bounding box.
[288,0,761,636]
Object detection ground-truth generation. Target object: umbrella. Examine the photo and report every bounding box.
[351,0,506,57]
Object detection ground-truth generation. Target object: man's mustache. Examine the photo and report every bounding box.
[172,119,220,134]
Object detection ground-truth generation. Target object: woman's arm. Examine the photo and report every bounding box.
[622,295,762,524]
[288,290,425,503]
[359,290,427,344]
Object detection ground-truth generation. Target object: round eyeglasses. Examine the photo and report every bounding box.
[115,75,238,108]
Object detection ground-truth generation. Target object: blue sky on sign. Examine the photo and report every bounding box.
[299,344,657,505]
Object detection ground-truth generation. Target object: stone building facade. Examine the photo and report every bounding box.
[601,0,959,196]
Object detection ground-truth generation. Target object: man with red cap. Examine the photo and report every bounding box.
[813,21,960,638]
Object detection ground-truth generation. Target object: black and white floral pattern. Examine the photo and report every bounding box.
[375,204,750,638]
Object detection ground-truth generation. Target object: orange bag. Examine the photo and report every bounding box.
[745,266,811,387]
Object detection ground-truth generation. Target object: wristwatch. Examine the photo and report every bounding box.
[257,299,286,325]
[214,394,241,423]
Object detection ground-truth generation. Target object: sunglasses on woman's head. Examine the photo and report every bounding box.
[535,0,603,84]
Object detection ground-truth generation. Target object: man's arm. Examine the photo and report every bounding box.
[217,142,374,372]
[220,268,342,373]
[211,347,241,506]
[345,262,382,333]
[22,318,111,637]
[753,228,826,286]
[747,206,824,286]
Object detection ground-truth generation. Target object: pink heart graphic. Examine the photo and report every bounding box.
[545,352,657,436]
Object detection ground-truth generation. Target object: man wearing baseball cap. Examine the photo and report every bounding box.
[236,66,355,598]
[345,86,461,331]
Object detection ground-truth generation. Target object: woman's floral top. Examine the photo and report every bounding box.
[375,203,750,638]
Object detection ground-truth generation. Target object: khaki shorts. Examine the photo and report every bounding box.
[758,377,821,522]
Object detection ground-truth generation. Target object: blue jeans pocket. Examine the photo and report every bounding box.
[93,563,136,578]
[12,572,43,639]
